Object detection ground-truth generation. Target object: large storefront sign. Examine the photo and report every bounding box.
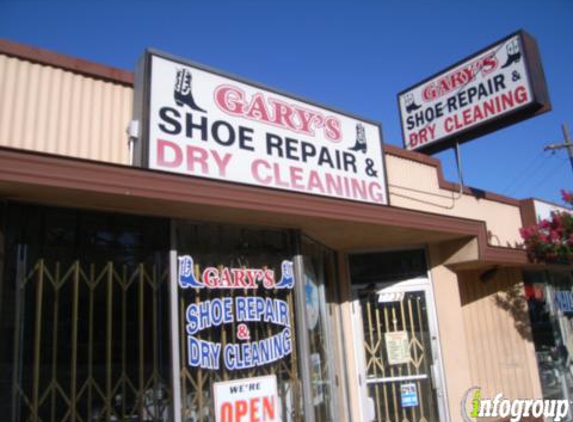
[398,30,550,154]
[178,255,294,371]
[135,50,387,205]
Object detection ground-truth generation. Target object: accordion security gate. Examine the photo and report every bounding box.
[4,204,341,422]
[174,223,308,422]
[11,257,172,422]
[177,279,302,421]
[352,281,445,422]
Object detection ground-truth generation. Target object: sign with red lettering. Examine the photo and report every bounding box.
[214,375,280,422]
[398,30,550,154]
[134,50,387,205]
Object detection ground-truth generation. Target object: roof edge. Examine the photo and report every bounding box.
[0,145,529,267]
[0,38,134,86]
[383,144,522,207]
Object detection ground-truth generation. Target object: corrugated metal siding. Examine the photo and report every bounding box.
[0,54,132,164]
[459,268,542,400]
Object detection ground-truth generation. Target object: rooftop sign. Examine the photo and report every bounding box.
[398,30,551,154]
[134,50,387,205]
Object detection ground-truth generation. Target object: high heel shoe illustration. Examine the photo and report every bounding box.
[174,68,206,112]
[348,123,367,153]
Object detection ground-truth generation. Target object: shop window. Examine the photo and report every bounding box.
[174,224,342,421]
[1,206,345,421]
[175,222,303,421]
[525,270,573,402]
[2,203,171,421]
[301,236,339,422]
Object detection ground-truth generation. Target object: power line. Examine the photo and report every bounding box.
[526,158,569,196]
[503,124,573,197]
[501,150,547,195]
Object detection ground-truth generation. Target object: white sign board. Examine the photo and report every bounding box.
[213,375,280,422]
[398,31,550,154]
[385,331,411,365]
[140,52,387,205]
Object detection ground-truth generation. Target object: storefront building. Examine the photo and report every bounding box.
[0,39,567,422]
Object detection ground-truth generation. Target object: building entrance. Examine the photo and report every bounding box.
[348,250,447,422]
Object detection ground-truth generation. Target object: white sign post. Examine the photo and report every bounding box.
[213,375,280,422]
[137,51,387,205]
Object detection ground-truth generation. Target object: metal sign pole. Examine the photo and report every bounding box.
[453,142,465,200]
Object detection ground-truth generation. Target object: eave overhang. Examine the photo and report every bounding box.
[0,147,528,267]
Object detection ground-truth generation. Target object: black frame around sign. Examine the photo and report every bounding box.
[397,30,551,155]
[132,48,391,207]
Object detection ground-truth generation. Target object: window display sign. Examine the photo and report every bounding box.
[310,353,324,406]
[525,271,573,407]
[554,290,573,313]
[398,30,550,154]
[400,383,419,408]
[384,331,411,365]
[135,50,387,205]
[213,375,280,422]
[178,256,294,370]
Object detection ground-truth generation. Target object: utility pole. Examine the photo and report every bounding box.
[544,124,573,173]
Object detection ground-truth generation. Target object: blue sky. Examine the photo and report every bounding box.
[1,0,572,204]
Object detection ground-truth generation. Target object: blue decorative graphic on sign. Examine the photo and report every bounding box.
[275,260,294,289]
[400,383,419,408]
[178,255,203,288]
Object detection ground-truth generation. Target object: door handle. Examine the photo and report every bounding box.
[430,363,441,392]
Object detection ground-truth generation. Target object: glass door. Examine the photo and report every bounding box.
[351,280,446,422]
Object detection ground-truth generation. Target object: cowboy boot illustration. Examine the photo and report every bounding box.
[404,93,422,113]
[174,68,206,112]
[178,255,203,288]
[349,123,367,153]
[501,39,521,69]
[275,260,294,289]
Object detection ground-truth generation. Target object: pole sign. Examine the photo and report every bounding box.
[135,50,387,205]
[398,30,550,154]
